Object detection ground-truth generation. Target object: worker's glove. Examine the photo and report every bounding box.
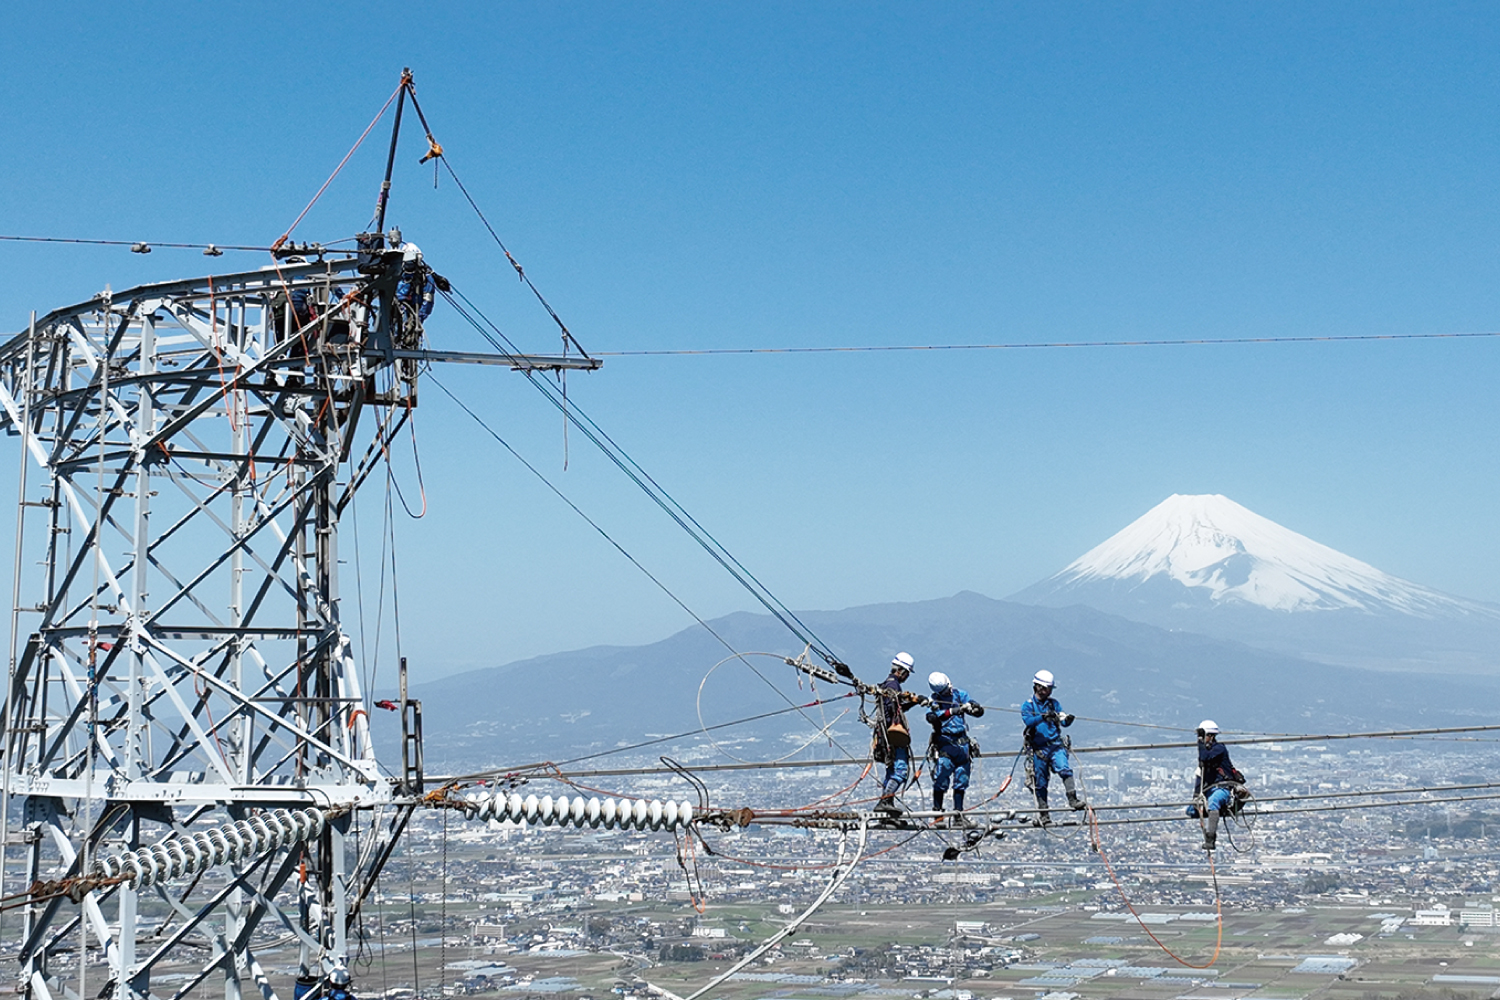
[1043,711,1059,724]
[962,702,980,716]
[1062,713,1075,726]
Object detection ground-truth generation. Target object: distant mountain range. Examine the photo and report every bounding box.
[397,494,1498,768]
[1010,494,1500,674]
[405,591,1498,771]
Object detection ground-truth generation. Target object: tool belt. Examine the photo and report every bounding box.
[871,717,910,763]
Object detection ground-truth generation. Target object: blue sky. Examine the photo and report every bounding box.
[2,4,1497,678]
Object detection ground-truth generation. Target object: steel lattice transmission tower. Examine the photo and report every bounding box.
[0,250,597,999]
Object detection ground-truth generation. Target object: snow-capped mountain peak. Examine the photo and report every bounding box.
[1025,494,1484,618]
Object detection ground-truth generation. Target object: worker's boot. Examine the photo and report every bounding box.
[1203,810,1220,851]
[1064,776,1085,811]
[952,790,972,827]
[1034,793,1052,827]
[932,790,947,828]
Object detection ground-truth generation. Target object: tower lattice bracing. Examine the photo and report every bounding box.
[0,251,595,1000]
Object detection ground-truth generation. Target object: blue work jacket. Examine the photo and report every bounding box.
[1021,695,1071,749]
[926,687,974,745]
[1193,739,1243,794]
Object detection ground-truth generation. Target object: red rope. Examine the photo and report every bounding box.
[1086,804,1223,969]
[274,77,405,248]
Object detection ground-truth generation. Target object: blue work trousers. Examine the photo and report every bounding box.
[881,745,911,795]
[1032,746,1073,796]
[1186,786,1233,818]
[932,745,971,793]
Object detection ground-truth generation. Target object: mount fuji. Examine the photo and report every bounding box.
[1010,494,1500,674]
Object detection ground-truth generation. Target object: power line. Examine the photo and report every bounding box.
[459,721,1500,780]
[0,234,285,253]
[425,368,859,758]
[438,285,850,672]
[1088,790,1500,827]
[594,329,1500,356]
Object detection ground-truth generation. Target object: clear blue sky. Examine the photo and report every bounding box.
[2,4,1497,679]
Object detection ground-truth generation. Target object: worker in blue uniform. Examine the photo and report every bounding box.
[1186,719,1247,850]
[925,671,984,825]
[395,242,448,326]
[874,652,919,814]
[1021,669,1084,825]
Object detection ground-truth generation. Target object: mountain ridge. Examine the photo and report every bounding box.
[397,590,1499,771]
[1010,494,1500,673]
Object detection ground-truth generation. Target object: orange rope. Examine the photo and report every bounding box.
[781,761,872,812]
[1086,804,1223,969]
[534,763,645,802]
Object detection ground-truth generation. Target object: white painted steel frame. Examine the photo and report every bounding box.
[0,256,593,1000]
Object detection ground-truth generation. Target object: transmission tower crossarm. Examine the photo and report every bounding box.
[383,346,602,370]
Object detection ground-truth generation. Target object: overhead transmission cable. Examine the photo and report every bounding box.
[451,719,1500,781]
[425,370,858,759]
[438,286,849,674]
[0,235,280,254]
[593,329,1500,356]
[394,90,849,673]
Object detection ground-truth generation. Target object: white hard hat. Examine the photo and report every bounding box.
[1198,719,1220,735]
[1032,669,1055,688]
[891,652,915,672]
[401,242,423,263]
[928,671,951,692]
[329,968,351,987]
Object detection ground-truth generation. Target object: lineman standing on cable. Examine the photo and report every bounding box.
[1187,719,1247,851]
[926,671,984,826]
[1021,669,1084,826]
[874,652,920,815]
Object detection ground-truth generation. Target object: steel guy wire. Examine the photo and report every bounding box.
[425,370,859,759]
[439,285,848,672]
[409,111,841,665]
[437,287,853,691]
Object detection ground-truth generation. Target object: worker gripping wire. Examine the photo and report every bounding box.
[787,649,990,825]
[1020,670,1085,826]
[923,669,984,827]
[1186,719,1252,851]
